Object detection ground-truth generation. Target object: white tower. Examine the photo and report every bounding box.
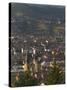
[32,48,38,73]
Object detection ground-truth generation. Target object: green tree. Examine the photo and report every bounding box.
[45,60,65,85]
[14,71,39,87]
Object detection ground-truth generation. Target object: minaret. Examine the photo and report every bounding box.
[21,48,24,64]
[23,49,29,72]
[32,48,38,73]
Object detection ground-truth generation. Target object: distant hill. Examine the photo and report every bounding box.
[11,3,65,19]
[11,3,65,36]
